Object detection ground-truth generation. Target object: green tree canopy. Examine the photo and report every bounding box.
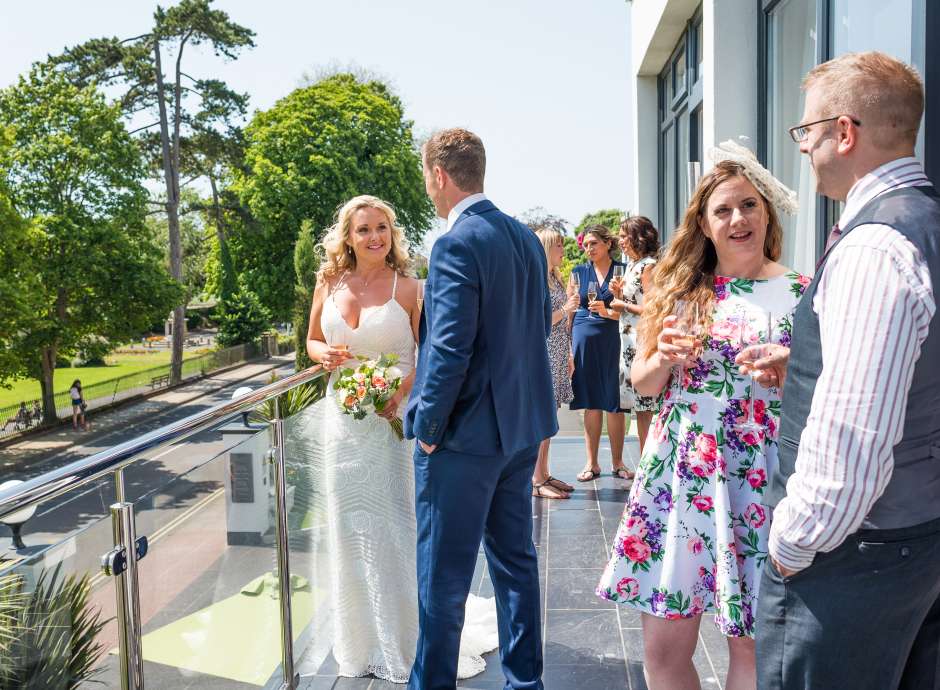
[575,208,631,264]
[230,73,435,320]
[574,208,630,236]
[0,65,182,420]
[51,0,255,383]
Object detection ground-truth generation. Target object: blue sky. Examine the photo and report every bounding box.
[0,1,634,244]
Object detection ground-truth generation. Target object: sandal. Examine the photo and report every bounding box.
[576,468,601,482]
[544,475,574,492]
[612,466,635,481]
[532,480,570,499]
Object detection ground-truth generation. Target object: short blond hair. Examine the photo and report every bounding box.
[422,128,485,192]
[318,195,411,280]
[803,51,923,150]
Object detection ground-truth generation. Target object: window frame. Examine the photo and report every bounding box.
[657,6,705,241]
[759,0,934,262]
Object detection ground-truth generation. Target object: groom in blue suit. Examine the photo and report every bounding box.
[404,128,558,689]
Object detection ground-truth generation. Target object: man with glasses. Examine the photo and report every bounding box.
[742,51,940,690]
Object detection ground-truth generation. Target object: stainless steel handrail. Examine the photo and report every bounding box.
[1,362,326,690]
[0,364,326,522]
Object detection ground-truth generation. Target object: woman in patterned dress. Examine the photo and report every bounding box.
[609,216,661,454]
[596,158,807,690]
[532,227,579,499]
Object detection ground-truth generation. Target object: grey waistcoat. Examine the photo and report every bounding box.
[768,185,940,529]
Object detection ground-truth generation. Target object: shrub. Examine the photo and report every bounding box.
[75,337,111,367]
[216,282,272,348]
[0,567,107,688]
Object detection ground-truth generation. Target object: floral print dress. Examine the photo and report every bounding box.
[596,272,809,638]
[619,256,658,412]
[547,275,574,406]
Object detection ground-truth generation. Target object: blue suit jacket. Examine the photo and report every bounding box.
[404,199,559,456]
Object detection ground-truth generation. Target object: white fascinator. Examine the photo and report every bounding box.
[707,137,799,216]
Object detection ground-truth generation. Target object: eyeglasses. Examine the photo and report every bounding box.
[788,115,861,143]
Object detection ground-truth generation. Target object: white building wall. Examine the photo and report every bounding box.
[633,75,659,219]
[629,0,759,215]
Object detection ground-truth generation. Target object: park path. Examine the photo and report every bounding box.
[0,354,295,478]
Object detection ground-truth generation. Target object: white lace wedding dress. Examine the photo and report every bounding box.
[296,273,498,683]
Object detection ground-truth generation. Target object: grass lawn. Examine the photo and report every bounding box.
[0,350,208,409]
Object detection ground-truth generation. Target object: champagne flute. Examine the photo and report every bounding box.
[416,280,425,313]
[330,342,349,369]
[569,271,581,296]
[611,265,625,297]
[736,309,773,434]
[671,300,699,404]
[587,281,598,319]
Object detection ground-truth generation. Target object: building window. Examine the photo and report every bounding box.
[764,0,818,275]
[831,0,926,159]
[658,6,704,239]
[762,0,929,274]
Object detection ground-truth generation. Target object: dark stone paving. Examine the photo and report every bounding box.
[300,437,730,690]
[80,434,730,689]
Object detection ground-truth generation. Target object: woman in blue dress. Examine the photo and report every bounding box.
[570,224,633,482]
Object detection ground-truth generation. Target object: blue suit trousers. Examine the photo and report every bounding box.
[408,444,543,690]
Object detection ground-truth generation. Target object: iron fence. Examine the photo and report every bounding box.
[0,341,266,440]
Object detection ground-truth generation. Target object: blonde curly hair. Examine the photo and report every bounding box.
[317,195,412,280]
[638,160,783,359]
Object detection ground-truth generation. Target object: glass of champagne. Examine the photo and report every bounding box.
[671,300,699,404]
[611,265,625,297]
[736,309,773,434]
[330,343,349,369]
[416,280,425,313]
[587,281,598,318]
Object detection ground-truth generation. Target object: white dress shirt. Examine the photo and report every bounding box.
[446,193,488,232]
[770,157,937,571]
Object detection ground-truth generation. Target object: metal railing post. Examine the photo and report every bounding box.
[272,396,297,689]
[108,501,144,690]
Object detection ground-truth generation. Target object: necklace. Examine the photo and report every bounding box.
[357,267,387,290]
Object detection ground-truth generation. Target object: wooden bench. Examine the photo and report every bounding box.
[150,374,171,389]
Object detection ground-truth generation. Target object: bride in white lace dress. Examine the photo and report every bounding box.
[300,195,497,683]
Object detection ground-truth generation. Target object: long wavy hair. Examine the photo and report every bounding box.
[638,161,783,358]
[317,195,412,280]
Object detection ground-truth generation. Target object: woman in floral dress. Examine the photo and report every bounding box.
[609,216,661,455]
[596,152,807,690]
[532,227,579,499]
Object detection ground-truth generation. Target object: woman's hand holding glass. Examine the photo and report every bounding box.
[321,344,351,372]
[587,298,608,316]
[563,291,579,314]
[657,315,700,367]
[609,275,625,299]
[662,300,700,404]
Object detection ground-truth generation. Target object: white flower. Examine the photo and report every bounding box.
[386,366,402,382]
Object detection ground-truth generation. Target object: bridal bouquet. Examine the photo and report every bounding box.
[334,353,405,440]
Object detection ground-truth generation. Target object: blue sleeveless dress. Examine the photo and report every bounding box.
[569,261,626,412]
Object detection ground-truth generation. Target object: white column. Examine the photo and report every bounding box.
[633,75,660,218]
[702,0,760,163]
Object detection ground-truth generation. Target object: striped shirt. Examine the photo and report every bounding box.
[769,157,936,572]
